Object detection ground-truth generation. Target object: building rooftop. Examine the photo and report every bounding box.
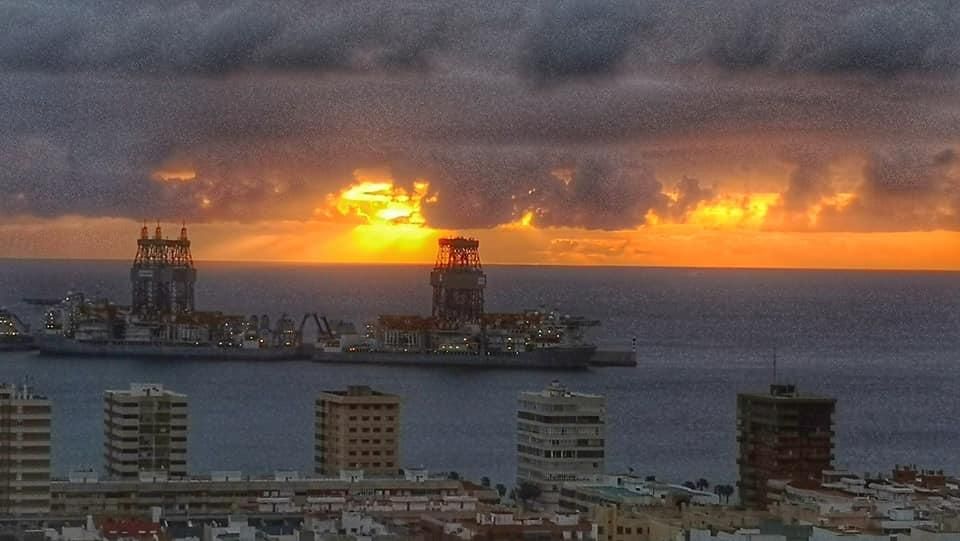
[319,385,399,399]
[105,383,186,398]
[739,383,835,403]
[522,380,603,400]
[0,383,48,400]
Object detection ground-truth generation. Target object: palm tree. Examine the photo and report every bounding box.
[713,484,734,503]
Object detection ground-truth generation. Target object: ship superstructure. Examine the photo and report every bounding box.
[131,223,196,318]
[0,308,34,349]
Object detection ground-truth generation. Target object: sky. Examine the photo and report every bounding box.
[1,1,959,269]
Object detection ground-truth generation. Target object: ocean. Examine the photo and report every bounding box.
[0,259,958,487]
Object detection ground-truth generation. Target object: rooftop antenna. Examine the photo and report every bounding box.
[772,345,778,384]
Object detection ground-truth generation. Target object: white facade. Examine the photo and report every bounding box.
[517,381,605,505]
[104,383,188,479]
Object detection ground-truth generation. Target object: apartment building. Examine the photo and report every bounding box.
[0,383,51,516]
[517,381,605,507]
[737,384,835,509]
[315,386,400,476]
[103,383,188,479]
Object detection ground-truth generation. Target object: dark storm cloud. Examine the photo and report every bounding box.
[401,149,667,231]
[818,147,960,231]
[521,1,647,81]
[4,1,960,78]
[1,1,960,232]
[778,155,833,214]
[0,1,452,75]
[702,2,960,76]
[670,177,714,220]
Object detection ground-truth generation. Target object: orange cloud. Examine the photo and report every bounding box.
[151,169,197,183]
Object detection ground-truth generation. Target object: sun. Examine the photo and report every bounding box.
[324,170,439,254]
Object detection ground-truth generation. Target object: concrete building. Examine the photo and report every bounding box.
[0,383,52,516]
[559,474,719,513]
[103,383,188,479]
[420,508,592,541]
[767,468,960,539]
[48,469,476,519]
[589,504,788,541]
[737,384,835,509]
[517,381,605,507]
[314,386,401,476]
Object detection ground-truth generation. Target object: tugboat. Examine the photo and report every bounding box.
[0,309,35,351]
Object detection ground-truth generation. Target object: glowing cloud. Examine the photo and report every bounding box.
[320,171,438,255]
[685,193,780,229]
[151,169,197,183]
[327,172,432,226]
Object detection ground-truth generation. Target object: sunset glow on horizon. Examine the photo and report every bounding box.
[2,170,956,271]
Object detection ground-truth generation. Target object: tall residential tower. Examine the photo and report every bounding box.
[737,384,836,509]
[0,383,51,516]
[315,386,401,477]
[104,383,188,479]
[517,381,605,507]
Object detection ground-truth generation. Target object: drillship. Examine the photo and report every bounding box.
[36,226,635,368]
[37,223,303,360]
[312,237,636,369]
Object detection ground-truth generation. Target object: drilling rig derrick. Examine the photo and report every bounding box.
[429,237,486,329]
[130,223,197,319]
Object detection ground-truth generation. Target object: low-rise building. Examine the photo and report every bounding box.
[48,469,477,520]
[419,508,593,540]
[560,475,719,512]
[590,504,775,541]
[768,467,960,539]
[301,511,398,540]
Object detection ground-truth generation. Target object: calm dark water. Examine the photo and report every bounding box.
[0,260,958,486]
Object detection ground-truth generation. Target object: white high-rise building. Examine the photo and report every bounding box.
[517,381,605,507]
[0,383,52,516]
[104,383,188,479]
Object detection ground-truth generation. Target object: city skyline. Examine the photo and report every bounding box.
[2,2,959,270]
